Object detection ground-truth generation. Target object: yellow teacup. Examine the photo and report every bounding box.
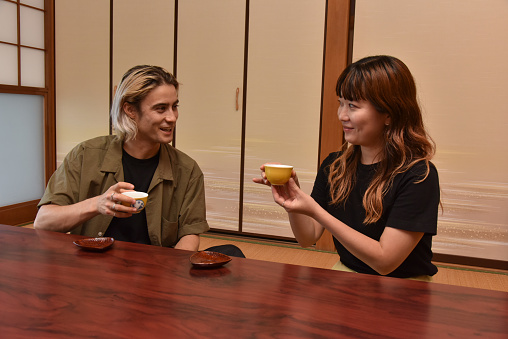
[264,164,293,186]
[121,191,148,213]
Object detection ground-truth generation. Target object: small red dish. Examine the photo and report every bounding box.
[74,237,114,251]
[190,251,231,268]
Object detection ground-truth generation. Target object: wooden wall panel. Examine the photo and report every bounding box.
[315,0,351,251]
[0,200,38,226]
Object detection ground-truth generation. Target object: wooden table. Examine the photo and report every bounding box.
[0,225,506,338]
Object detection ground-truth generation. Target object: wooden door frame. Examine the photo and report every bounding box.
[315,0,353,251]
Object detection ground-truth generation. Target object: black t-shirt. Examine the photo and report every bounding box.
[105,149,160,244]
[311,152,440,278]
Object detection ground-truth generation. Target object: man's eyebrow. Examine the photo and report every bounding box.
[152,99,178,108]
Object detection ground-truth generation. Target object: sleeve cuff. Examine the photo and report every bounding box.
[178,221,210,239]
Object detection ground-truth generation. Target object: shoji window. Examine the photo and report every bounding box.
[0,0,46,87]
[0,0,54,225]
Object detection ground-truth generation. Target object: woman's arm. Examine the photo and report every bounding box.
[273,178,423,275]
[287,212,325,248]
[312,205,423,275]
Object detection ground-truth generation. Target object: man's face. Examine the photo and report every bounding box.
[129,84,179,146]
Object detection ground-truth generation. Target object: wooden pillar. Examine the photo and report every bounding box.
[315,0,352,251]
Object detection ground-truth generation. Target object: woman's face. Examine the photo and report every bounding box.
[338,98,390,150]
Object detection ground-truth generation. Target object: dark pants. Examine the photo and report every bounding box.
[204,244,245,258]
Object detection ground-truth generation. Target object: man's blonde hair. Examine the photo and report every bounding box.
[110,65,179,141]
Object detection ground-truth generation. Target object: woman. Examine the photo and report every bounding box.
[254,55,440,280]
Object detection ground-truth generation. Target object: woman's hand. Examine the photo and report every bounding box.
[96,182,137,217]
[252,163,300,187]
[271,178,316,216]
[252,163,323,247]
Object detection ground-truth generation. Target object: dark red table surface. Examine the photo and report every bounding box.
[0,224,506,338]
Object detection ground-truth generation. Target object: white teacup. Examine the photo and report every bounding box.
[121,191,148,213]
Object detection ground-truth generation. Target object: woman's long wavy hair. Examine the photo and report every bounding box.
[111,65,179,141]
[329,55,435,224]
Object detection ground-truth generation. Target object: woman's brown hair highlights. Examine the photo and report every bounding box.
[329,55,435,224]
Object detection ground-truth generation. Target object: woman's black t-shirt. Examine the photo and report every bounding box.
[311,152,440,278]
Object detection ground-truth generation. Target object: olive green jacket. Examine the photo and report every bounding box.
[38,135,209,246]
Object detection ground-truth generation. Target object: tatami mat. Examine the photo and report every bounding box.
[200,233,508,292]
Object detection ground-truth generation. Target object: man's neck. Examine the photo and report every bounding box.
[123,140,161,159]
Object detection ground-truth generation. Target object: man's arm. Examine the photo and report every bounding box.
[174,234,200,251]
[34,182,137,232]
[34,199,101,233]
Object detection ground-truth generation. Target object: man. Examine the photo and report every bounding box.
[34,65,209,251]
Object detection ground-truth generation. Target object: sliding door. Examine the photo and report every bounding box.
[112,0,175,86]
[176,0,246,231]
[241,0,325,237]
[55,0,109,165]
[176,0,325,238]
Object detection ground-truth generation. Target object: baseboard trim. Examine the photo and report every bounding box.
[0,200,39,226]
[433,253,508,271]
